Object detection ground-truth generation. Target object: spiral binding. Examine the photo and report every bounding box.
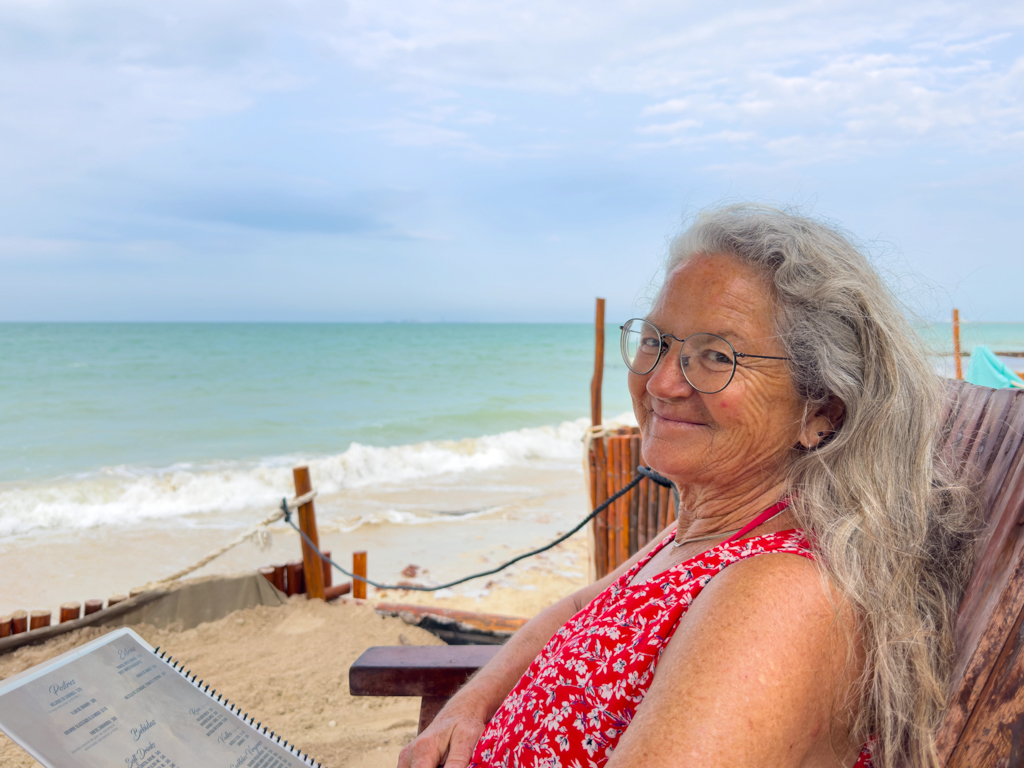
[154,647,321,767]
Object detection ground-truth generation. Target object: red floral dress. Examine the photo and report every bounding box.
[469,526,874,768]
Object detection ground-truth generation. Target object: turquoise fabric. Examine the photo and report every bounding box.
[966,345,1024,389]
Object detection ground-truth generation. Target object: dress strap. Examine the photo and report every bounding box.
[724,499,791,543]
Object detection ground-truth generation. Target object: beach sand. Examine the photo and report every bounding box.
[0,597,448,768]
[0,509,594,767]
[0,446,602,768]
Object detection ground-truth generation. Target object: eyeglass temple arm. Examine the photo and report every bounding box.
[735,353,791,361]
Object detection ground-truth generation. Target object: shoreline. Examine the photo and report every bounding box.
[0,463,592,621]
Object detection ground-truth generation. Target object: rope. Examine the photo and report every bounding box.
[281,466,672,592]
[148,491,318,586]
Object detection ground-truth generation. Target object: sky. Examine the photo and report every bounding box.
[0,0,1022,322]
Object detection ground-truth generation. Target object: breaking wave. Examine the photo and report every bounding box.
[0,417,612,537]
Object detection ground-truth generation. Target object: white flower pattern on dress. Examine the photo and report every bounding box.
[469,528,875,768]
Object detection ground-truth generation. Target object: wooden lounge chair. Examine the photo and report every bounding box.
[350,381,1024,766]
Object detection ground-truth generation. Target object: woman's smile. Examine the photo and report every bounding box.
[647,403,711,430]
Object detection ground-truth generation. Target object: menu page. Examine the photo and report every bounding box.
[0,628,315,768]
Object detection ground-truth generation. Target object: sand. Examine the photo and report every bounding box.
[0,597,449,768]
[366,527,590,617]
[0,525,593,768]
[0,458,597,767]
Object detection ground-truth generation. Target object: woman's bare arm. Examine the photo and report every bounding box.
[399,529,674,768]
[606,553,862,768]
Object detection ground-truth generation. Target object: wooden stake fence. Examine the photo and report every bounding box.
[587,297,674,580]
[588,428,673,578]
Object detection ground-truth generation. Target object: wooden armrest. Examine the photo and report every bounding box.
[350,645,502,733]
[349,645,501,698]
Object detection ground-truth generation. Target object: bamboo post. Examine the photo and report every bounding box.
[84,599,103,616]
[293,466,326,600]
[591,298,605,428]
[29,610,50,631]
[658,485,670,533]
[647,471,658,539]
[322,550,333,588]
[590,442,608,579]
[953,309,963,380]
[617,434,630,566]
[607,437,619,570]
[353,551,368,599]
[10,611,27,635]
[0,615,11,638]
[107,594,127,608]
[59,603,81,623]
[590,298,608,580]
[628,434,641,556]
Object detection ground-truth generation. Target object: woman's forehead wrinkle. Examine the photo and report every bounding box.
[661,284,775,347]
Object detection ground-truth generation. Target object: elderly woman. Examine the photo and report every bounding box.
[399,205,976,768]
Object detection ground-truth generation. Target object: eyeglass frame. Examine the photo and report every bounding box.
[619,317,792,394]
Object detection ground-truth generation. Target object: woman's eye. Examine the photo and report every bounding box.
[640,337,660,351]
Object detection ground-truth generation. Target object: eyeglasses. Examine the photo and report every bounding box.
[619,318,791,394]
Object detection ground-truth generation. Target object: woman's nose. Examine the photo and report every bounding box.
[645,346,695,399]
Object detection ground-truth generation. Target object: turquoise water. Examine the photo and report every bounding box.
[1,321,1021,538]
[4,321,1023,484]
[917,322,1024,355]
[0,323,633,484]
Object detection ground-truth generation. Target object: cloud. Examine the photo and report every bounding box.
[2,0,1021,178]
[311,0,1024,159]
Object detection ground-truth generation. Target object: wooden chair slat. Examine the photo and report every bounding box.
[349,645,501,698]
[936,384,1024,763]
[946,593,1024,767]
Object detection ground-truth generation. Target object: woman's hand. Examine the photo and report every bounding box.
[397,698,487,768]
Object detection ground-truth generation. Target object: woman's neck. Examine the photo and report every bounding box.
[673,479,791,542]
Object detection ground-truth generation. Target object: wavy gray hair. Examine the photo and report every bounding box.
[666,204,978,768]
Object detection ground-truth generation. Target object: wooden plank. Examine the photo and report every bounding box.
[418,696,448,734]
[349,645,502,698]
[375,603,528,634]
[936,385,1024,763]
[946,596,1024,766]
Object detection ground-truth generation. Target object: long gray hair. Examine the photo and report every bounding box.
[667,204,978,768]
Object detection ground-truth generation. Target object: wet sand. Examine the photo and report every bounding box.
[0,464,590,619]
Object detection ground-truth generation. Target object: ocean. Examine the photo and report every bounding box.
[1,321,1021,616]
[0,323,634,536]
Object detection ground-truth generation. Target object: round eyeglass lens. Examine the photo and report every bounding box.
[679,333,737,393]
[621,319,662,375]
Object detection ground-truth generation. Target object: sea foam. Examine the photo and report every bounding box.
[0,417,611,537]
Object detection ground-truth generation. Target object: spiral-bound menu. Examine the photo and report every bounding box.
[0,627,322,768]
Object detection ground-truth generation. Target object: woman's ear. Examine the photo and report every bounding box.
[799,396,845,449]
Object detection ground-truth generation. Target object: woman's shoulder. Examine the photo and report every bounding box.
[678,539,860,686]
[611,542,865,766]
[704,537,837,619]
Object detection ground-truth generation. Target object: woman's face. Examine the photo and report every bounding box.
[630,253,813,491]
